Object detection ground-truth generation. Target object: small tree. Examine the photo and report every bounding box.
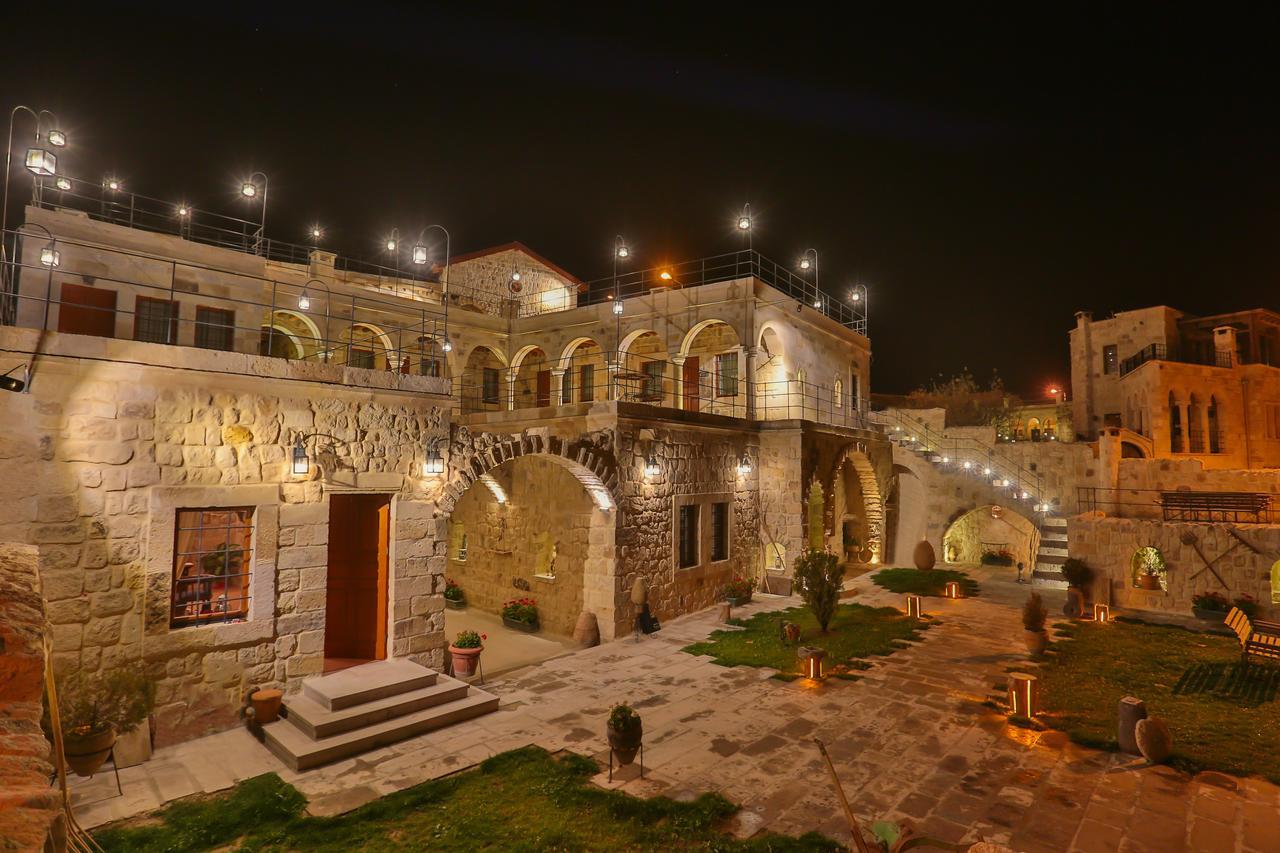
[1022,593,1047,633]
[793,549,843,632]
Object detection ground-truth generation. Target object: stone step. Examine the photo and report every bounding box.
[1032,569,1069,589]
[1041,518,1068,531]
[1039,536,1068,547]
[1036,553,1067,566]
[1038,545,1069,557]
[284,677,471,739]
[303,658,438,711]
[264,690,500,771]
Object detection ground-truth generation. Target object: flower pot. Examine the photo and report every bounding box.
[445,597,466,611]
[449,644,483,678]
[859,548,873,564]
[1192,607,1226,622]
[250,688,284,724]
[913,540,936,571]
[63,726,116,778]
[1138,574,1163,591]
[1023,630,1048,657]
[503,616,539,633]
[607,721,643,766]
[725,593,753,607]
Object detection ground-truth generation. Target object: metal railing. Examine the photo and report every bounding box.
[1076,487,1276,523]
[1119,343,1233,376]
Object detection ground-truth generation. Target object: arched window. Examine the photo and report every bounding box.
[1208,396,1221,454]
[1169,393,1183,453]
[834,378,843,408]
[1188,393,1203,453]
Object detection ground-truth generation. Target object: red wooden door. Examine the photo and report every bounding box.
[57,283,116,337]
[536,369,551,407]
[682,356,700,412]
[325,494,390,665]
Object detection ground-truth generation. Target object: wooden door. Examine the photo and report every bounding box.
[325,493,390,664]
[536,369,551,407]
[682,356,700,412]
[57,283,116,337]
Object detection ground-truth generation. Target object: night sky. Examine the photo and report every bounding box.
[3,6,1278,395]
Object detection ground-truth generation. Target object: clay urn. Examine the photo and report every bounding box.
[1135,717,1173,764]
[913,540,936,571]
[631,577,648,606]
[250,689,284,725]
[573,611,600,647]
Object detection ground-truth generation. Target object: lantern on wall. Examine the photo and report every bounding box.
[1008,672,1040,718]
[423,443,445,475]
[644,454,660,478]
[291,437,309,475]
[905,594,923,619]
[737,453,753,476]
[1093,603,1110,623]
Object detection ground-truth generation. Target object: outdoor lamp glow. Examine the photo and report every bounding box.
[385,238,397,252]
[291,439,309,475]
[297,291,311,311]
[240,181,258,198]
[24,148,56,176]
[905,594,923,618]
[55,177,71,191]
[177,205,190,217]
[942,456,950,464]
[616,244,630,259]
[962,461,972,469]
[47,129,67,148]
[737,454,753,476]
[812,298,822,308]
[106,178,121,192]
[441,337,453,353]
[644,455,660,478]
[984,467,992,476]
[1008,672,1039,718]
[612,298,624,316]
[412,244,429,265]
[310,226,323,240]
[737,215,751,230]
[511,271,521,282]
[424,445,445,475]
[944,581,962,599]
[659,270,672,281]
[799,256,811,270]
[1093,603,1111,623]
[39,247,60,267]
[850,291,862,302]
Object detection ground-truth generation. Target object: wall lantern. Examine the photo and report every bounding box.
[1008,672,1040,718]
[297,290,311,311]
[1093,603,1110,623]
[291,437,309,475]
[944,581,962,599]
[55,177,72,191]
[423,444,445,475]
[644,454,660,478]
[905,594,923,619]
[737,453,753,476]
[412,244,429,265]
[39,247,60,268]
[441,337,453,353]
[25,148,56,177]
[612,298,624,316]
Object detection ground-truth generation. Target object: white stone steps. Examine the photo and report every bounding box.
[1038,545,1069,557]
[284,677,471,739]
[303,658,438,711]
[264,691,499,771]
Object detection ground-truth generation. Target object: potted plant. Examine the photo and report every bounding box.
[1190,590,1230,620]
[606,703,643,766]
[52,664,155,777]
[443,577,466,610]
[793,548,843,632]
[1133,547,1165,590]
[1061,557,1095,617]
[501,597,539,632]
[1022,592,1049,657]
[1233,594,1259,619]
[722,575,756,606]
[449,629,486,678]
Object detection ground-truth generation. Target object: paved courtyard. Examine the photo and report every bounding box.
[71,565,1279,851]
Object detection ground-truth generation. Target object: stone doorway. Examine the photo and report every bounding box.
[324,493,390,672]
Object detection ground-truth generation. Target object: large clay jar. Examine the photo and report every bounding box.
[64,726,117,777]
[251,688,284,724]
[1063,588,1085,619]
[913,540,936,571]
[607,720,643,766]
[573,611,600,647]
[1135,717,1173,764]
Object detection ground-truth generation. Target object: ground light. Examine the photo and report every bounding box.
[1093,603,1111,623]
[944,581,962,599]
[905,594,923,618]
[1008,672,1040,717]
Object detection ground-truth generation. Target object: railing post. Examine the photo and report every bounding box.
[267,280,277,356]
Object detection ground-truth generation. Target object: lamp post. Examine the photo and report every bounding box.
[612,235,629,363]
[799,248,820,310]
[736,203,753,253]
[297,278,333,360]
[241,171,268,255]
[3,106,66,276]
[417,224,452,360]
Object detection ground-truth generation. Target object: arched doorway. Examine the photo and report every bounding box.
[826,443,885,564]
[559,338,605,404]
[461,345,508,413]
[618,330,669,404]
[680,320,741,414]
[888,465,925,566]
[755,326,788,418]
[511,347,551,408]
[942,505,1039,571]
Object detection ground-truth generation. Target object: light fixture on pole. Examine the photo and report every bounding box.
[39,245,59,267]
[297,290,311,311]
[736,202,753,253]
[241,171,269,253]
[613,234,629,326]
[105,177,121,192]
[54,177,71,191]
[4,106,66,266]
[612,298,624,316]
[177,204,190,218]
[419,224,452,358]
[309,225,323,244]
[412,243,429,265]
[46,129,66,148]
[24,148,56,177]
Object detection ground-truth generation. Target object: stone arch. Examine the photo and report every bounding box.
[888,464,926,565]
[941,504,1039,570]
[678,319,741,359]
[617,330,669,404]
[558,337,606,403]
[511,347,550,408]
[558,336,601,371]
[618,328,659,358]
[340,322,396,369]
[260,309,324,360]
[510,344,544,370]
[824,442,885,563]
[1121,440,1146,459]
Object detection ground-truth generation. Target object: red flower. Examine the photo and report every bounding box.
[481,633,488,640]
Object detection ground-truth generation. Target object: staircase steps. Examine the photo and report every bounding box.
[263,659,498,771]
[1032,517,1070,589]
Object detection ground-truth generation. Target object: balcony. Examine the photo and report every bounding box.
[1119,343,1232,376]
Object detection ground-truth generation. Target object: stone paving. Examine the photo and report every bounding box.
[71,565,1280,851]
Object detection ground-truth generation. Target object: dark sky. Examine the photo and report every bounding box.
[4,5,1278,395]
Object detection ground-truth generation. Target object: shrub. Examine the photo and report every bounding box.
[722,575,755,601]
[793,549,843,632]
[980,549,1015,566]
[1022,593,1047,632]
[607,703,641,731]
[443,578,464,602]
[1061,558,1094,589]
[53,663,155,738]
[452,629,485,649]
[1233,594,1259,619]
[501,598,538,624]
[1191,591,1231,612]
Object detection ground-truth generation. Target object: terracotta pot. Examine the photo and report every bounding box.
[449,644,483,678]
[1135,717,1173,764]
[913,540,936,571]
[859,548,873,563]
[250,689,283,724]
[607,721,643,766]
[1138,573,1163,591]
[63,726,116,778]
[444,597,466,611]
[1023,630,1048,657]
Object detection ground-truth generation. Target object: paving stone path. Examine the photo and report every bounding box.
[71,566,1279,851]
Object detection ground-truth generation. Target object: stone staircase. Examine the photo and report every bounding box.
[1032,516,1069,589]
[263,658,499,771]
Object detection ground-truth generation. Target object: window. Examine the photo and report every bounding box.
[134,296,177,344]
[457,533,468,561]
[1169,393,1183,453]
[561,368,573,403]
[349,348,375,369]
[482,367,500,403]
[834,379,843,409]
[579,363,595,402]
[710,502,729,562]
[194,306,235,351]
[678,504,700,569]
[641,360,664,400]
[715,352,738,397]
[1102,344,1118,375]
[1265,403,1280,440]
[171,507,253,627]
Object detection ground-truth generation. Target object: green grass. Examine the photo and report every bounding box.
[682,602,928,679]
[1038,619,1280,782]
[870,567,979,598]
[94,746,839,852]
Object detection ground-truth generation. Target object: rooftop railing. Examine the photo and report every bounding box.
[1119,343,1233,376]
[1075,486,1275,523]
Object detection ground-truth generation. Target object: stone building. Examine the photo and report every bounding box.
[0,196,884,750]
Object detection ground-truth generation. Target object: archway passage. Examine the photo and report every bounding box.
[942,505,1038,572]
[461,345,508,413]
[827,444,885,563]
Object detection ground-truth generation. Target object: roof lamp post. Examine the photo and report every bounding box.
[241,171,268,255]
[4,106,66,265]
[737,202,753,255]
[309,225,323,246]
[799,248,820,310]
[613,234,630,352]
[419,223,452,360]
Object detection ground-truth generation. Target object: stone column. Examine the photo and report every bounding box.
[506,368,519,411]
[671,356,686,410]
[606,360,621,402]
[743,345,757,419]
[551,368,566,406]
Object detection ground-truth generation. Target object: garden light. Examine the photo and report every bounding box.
[1093,603,1110,623]
[905,594,923,619]
[1008,672,1040,718]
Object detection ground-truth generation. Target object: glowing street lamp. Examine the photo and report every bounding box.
[309,225,323,243]
[4,106,67,259]
[54,177,71,191]
[177,204,190,218]
[105,177,122,192]
[24,148,56,177]
[241,171,269,252]
[39,246,60,267]
[240,181,258,198]
[47,129,66,148]
[412,243,429,265]
[612,298,624,316]
[644,454,660,478]
[659,270,673,281]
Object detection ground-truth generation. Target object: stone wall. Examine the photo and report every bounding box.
[0,543,63,852]
[1070,306,1182,439]
[1068,516,1280,619]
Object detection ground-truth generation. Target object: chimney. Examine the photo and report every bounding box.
[1212,326,1237,366]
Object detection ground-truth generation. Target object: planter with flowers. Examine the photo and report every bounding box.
[980,548,1016,567]
[1191,590,1231,622]
[502,598,540,633]
[52,664,155,777]
[606,703,643,766]
[722,575,756,607]
[1232,594,1259,619]
[444,578,466,610]
[449,629,487,678]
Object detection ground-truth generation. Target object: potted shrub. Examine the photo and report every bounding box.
[1133,547,1165,590]
[449,629,486,678]
[606,703,643,766]
[1061,557,1095,617]
[1233,594,1260,619]
[722,575,756,606]
[501,597,539,632]
[443,577,466,610]
[1191,591,1230,621]
[1022,593,1049,657]
[53,664,155,777]
[793,548,843,632]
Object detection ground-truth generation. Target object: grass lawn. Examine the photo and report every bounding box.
[681,602,927,680]
[1038,619,1280,782]
[871,567,979,598]
[94,746,838,852]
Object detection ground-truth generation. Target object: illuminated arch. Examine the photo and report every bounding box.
[678,319,740,358]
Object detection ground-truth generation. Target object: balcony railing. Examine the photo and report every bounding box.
[1119,343,1233,376]
[1076,487,1275,523]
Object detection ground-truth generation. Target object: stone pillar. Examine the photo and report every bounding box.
[551,368,566,406]
[1213,325,1237,366]
[606,360,621,402]
[742,345,757,419]
[505,368,518,411]
[671,356,686,410]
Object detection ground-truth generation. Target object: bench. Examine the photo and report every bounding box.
[1160,491,1270,523]
[1224,607,1280,666]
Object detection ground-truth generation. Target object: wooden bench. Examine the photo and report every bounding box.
[1160,491,1270,523]
[1224,606,1280,666]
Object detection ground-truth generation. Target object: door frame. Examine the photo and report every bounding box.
[323,488,395,663]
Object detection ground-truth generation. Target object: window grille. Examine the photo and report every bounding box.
[171,507,253,627]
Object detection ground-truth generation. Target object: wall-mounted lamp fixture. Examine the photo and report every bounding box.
[424,442,445,475]
[644,454,660,478]
[736,453,753,476]
[292,437,309,475]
